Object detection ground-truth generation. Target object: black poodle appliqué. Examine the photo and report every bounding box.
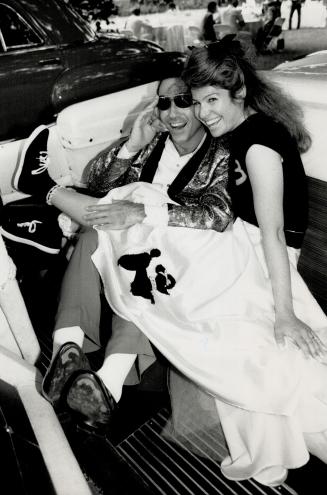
[118,249,176,304]
[155,264,176,294]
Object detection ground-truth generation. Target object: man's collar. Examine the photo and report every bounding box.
[167,132,208,158]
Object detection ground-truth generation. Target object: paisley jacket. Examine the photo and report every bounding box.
[85,132,233,232]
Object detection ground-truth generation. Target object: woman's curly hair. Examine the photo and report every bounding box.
[183,37,311,153]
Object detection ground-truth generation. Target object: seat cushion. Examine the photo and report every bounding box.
[298,176,327,314]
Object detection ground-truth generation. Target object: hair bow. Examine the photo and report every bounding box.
[207,34,245,58]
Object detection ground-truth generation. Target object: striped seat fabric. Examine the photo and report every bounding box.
[298,176,327,314]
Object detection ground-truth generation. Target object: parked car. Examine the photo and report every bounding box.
[0,49,327,495]
[273,50,327,73]
[0,0,186,142]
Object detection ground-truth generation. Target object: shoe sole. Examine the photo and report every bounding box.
[42,342,90,407]
[66,370,116,428]
[0,226,60,254]
[13,125,48,191]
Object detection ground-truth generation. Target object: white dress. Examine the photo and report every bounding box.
[92,181,327,485]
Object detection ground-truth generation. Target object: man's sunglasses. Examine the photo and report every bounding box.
[157,93,193,111]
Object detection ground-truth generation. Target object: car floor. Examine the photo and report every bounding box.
[2,245,326,495]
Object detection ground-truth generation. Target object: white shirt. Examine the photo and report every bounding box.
[125,15,151,37]
[221,5,244,31]
[117,134,206,225]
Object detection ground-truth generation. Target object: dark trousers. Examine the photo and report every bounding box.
[289,2,301,29]
[54,228,155,372]
[54,229,102,352]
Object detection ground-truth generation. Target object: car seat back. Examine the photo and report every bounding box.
[0,82,159,203]
[0,232,40,364]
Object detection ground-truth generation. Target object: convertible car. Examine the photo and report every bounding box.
[0,0,185,142]
[0,50,326,494]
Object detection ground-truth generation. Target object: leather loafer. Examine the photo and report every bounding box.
[65,370,116,429]
[42,342,90,408]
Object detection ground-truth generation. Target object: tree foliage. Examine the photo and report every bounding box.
[70,0,119,18]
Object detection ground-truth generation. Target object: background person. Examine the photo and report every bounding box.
[201,2,220,43]
[266,0,281,20]
[167,2,178,15]
[289,0,303,29]
[125,7,154,39]
[221,0,246,33]
[254,5,276,51]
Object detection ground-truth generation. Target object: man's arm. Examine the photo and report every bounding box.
[83,143,232,232]
[84,97,164,198]
[140,145,232,232]
[84,139,135,197]
[167,152,232,232]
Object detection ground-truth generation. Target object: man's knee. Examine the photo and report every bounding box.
[76,228,99,256]
[63,228,99,283]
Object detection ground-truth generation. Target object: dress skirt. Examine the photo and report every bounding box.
[92,182,327,484]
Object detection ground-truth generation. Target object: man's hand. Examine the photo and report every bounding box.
[83,201,145,230]
[125,96,167,153]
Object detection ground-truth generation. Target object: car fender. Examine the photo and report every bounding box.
[51,62,137,112]
[268,70,327,183]
[50,50,186,113]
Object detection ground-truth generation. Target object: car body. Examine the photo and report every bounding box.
[269,50,327,183]
[274,50,327,73]
[0,0,185,142]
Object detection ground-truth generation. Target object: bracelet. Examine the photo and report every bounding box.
[46,184,63,205]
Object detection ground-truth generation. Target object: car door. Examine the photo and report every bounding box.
[52,36,183,113]
[53,37,160,112]
[0,2,64,142]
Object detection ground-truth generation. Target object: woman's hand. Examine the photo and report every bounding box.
[274,313,327,360]
[83,200,145,230]
[125,96,167,153]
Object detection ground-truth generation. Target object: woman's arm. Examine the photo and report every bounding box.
[246,144,325,359]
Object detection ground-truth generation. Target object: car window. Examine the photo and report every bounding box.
[0,3,42,52]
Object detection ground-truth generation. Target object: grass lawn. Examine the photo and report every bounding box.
[255,27,327,69]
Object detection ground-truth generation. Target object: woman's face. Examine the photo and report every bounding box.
[191,85,246,138]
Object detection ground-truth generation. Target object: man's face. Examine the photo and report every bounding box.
[157,78,204,152]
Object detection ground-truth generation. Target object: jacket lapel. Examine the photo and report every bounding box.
[139,133,168,183]
[168,133,211,200]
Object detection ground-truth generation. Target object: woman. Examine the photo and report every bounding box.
[176,37,327,485]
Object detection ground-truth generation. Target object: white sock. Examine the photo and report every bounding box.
[97,353,137,403]
[52,326,84,359]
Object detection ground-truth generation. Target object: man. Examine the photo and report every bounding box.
[201,2,220,43]
[254,6,275,51]
[9,77,232,427]
[125,7,154,40]
[221,0,245,33]
[289,0,303,30]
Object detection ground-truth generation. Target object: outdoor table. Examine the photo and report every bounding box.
[153,23,185,51]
